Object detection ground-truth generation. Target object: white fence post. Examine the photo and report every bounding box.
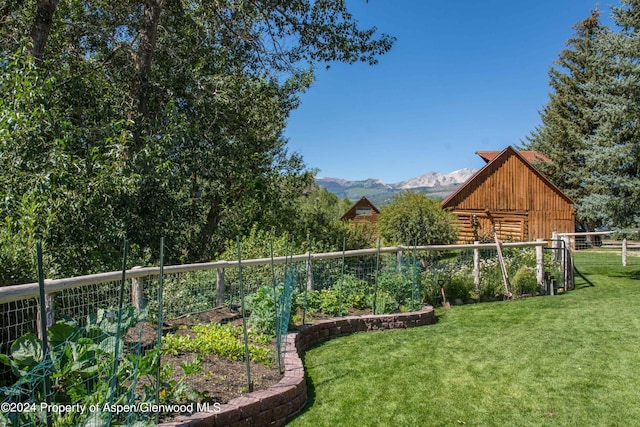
[561,235,570,278]
[623,238,628,267]
[473,241,480,295]
[536,239,545,290]
[216,268,225,307]
[37,293,54,339]
[131,266,145,310]
[306,255,314,291]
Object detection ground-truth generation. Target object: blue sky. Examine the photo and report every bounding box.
[283,0,616,183]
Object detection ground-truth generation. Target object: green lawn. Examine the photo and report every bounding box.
[289,252,640,426]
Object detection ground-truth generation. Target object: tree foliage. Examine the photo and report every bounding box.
[579,0,640,226]
[377,192,458,246]
[525,9,608,227]
[0,1,394,279]
[526,3,640,228]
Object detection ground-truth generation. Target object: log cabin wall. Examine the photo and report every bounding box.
[442,147,575,243]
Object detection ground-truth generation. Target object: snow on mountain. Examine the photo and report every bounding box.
[316,168,475,190]
[397,168,476,189]
[316,177,391,188]
[315,168,477,205]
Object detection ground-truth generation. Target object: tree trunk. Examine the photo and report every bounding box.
[132,0,164,149]
[30,0,59,61]
[190,196,224,261]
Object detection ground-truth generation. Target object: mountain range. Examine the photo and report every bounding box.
[316,168,477,207]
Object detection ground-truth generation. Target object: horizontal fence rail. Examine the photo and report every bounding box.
[556,229,640,267]
[0,242,548,305]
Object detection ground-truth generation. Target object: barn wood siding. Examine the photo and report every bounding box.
[452,211,528,243]
[443,148,575,242]
[352,213,378,225]
[341,196,380,227]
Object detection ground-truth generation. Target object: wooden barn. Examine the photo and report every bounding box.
[340,196,380,226]
[441,146,575,243]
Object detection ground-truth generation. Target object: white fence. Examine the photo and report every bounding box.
[0,241,549,304]
[1,240,553,372]
[555,229,640,267]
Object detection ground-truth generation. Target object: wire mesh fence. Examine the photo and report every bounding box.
[557,229,640,269]
[1,239,555,426]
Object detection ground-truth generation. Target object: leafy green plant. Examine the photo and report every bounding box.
[299,288,349,317]
[368,290,398,315]
[0,307,160,426]
[318,289,347,317]
[376,266,412,311]
[246,285,278,336]
[154,356,207,405]
[246,284,299,336]
[337,274,369,310]
[162,323,273,366]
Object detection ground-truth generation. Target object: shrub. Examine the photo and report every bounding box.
[512,266,539,295]
[421,264,475,304]
[378,192,458,246]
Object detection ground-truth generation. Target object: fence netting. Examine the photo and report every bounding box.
[1,239,559,426]
[563,230,640,269]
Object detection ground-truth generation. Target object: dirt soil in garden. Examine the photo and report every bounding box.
[291,307,372,326]
[125,306,283,423]
[125,306,376,423]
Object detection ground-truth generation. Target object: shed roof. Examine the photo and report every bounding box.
[476,150,551,164]
[340,196,380,221]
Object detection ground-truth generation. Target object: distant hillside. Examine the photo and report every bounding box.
[316,168,476,206]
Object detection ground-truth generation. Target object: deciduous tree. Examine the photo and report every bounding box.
[0,1,395,278]
[378,192,457,247]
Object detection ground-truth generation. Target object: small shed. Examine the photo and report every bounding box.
[441,146,575,242]
[340,196,380,225]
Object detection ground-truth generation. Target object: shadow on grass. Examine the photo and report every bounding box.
[574,263,640,282]
[604,268,640,280]
[574,266,596,289]
[298,371,317,417]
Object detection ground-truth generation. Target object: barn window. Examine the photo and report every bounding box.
[356,207,372,215]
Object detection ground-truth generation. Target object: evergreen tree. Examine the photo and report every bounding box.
[579,0,640,227]
[525,10,608,228]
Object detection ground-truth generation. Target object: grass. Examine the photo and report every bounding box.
[288,252,640,426]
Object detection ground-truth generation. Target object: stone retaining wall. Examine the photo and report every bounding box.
[161,306,436,427]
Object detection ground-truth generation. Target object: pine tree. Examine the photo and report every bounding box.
[579,0,640,227]
[525,10,608,227]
